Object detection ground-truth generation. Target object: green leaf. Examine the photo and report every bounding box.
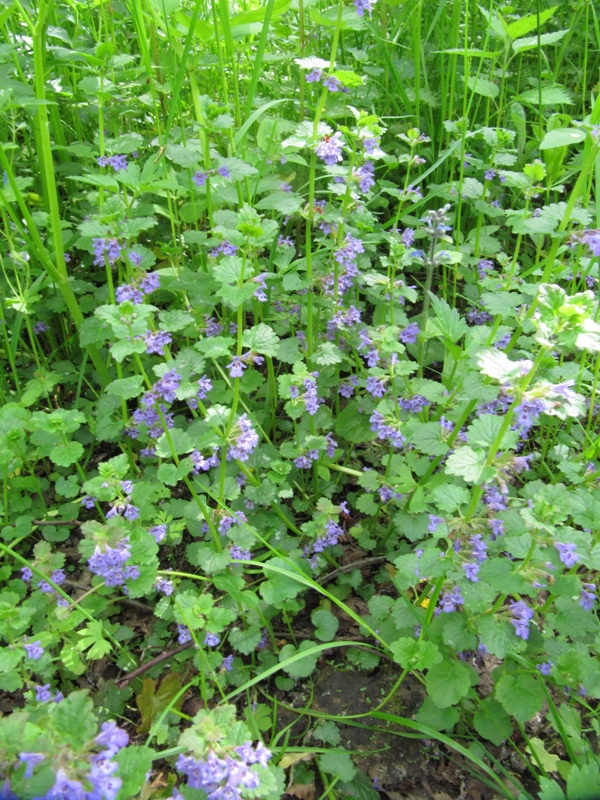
[429,484,470,513]
[155,428,194,457]
[335,401,375,443]
[355,493,379,515]
[216,283,257,309]
[506,6,557,39]
[314,341,343,365]
[495,673,544,723]
[313,720,342,746]
[260,558,306,604]
[242,323,280,356]
[105,375,145,399]
[319,751,356,782]
[135,672,184,733]
[76,620,113,660]
[477,348,529,382]
[473,698,513,745]
[526,737,561,773]
[476,615,515,658]
[409,422,450,456]
[311,608,339,642]
[416,696,459,731]
[466,75,499,98]
[159,310,195,332]
[445,446,491,484]
[539,127,586,150]
[466,415,519,450]
[116,746,155,799]
[518,85,573,106]
[390,638,442,670]
[49,441,84,467]
[229,625,264,655]
[256,191,302,215]
[425,660,475,708]
[195,335,236,358]
[427,294,468,342]
[53,690,96,748]
[566,763,600,800]
[279,640,319,678]
[512,29,567,53]
[156,460,192,486]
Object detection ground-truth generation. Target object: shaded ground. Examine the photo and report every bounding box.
[278,664,520,800]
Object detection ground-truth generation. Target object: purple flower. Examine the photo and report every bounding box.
[24,641,44,660]
[354,161,375,193]
[222,654,234,671]
[428,515,444,533]
[95,721,129,755]
[463,562,480,582]
[398,394,430,413]
[509,599,534,640]
[193,171,208,187]
[555,542,579,568]
[217,166,231,178]
[108,154,128,171]
[93,238,123,267]
[369,410,405,448]
[155,576,174,596]
[230,545,252,560]
[483,484,508,511]
[191,446,220,474]
[177,625,192,645]
[35,684,52,702]
[354,0,376,16]
[439,586,464,613]
[315,132,345,166]
[489,518,504,538]
[580,584,596,610]
[400,322,419,344]
[580,230,600,256]
[204,632,220,647]
[363,137,381,155]
[144,330,172,356]
[306,68,322,83]
[401,228,415,248]
[537,661,553,676]
[21,566,32,582]
[227,414,259,462]
[19,752,45,778]
[228,357,247,378]
[33,321,48,334]
[466,308,493,325]
[366,376,387,398]
[88,538,138,587]
[323,75,341,92]
[513,397,547,433]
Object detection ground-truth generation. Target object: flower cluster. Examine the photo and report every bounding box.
[97,154,128,172]
[304,519,344,569]
[193,165,231,186]
[126,369,183,444]
[176,740,271,800]
[88,537,140,587]
[509,599,534,640]
[115,271,160,304]
[93,238,123,267]
[227,414,259,462]
[370,409,406,448]
[315,131,345,166]
[15,719,128,800]
[106,481,139,521]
